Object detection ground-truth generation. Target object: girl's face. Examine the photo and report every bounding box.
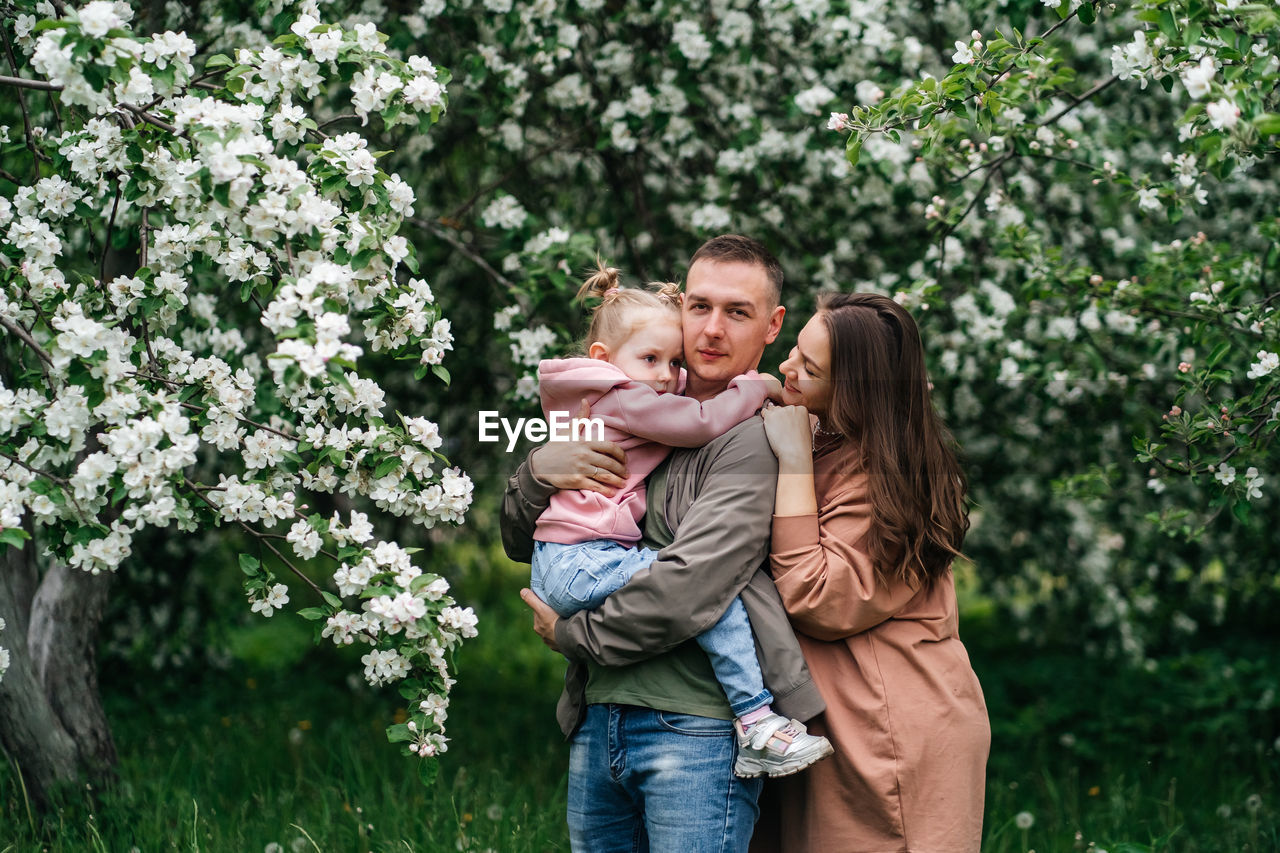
[593,310,684,394]
[778,314,833,415]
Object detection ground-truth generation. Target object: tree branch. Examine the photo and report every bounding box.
[0,314,55,369]
[411,217,518,293]
[317,113,359,129]
[184,479,326,600]
[0,73,63,92]
[119,104,178,134]
[0,35,50,167]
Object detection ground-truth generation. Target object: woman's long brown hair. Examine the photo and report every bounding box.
[818,292,969,589]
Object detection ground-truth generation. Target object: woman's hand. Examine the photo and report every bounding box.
[762,404,814,468]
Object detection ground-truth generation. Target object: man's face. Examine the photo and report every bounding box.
[681,259,785,392]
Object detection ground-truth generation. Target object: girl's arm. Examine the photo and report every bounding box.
[614,371,780,447]
[761,406,916,641]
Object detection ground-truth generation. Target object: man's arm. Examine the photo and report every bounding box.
[500,456,558,564]
[552,419,778,665]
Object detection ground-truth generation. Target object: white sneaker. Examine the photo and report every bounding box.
[733,713,834,779]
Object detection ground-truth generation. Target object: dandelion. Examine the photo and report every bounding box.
[1015,811,1034,829]
[1246,793,1262,813]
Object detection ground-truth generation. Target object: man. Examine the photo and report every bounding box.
[502,235,825,852]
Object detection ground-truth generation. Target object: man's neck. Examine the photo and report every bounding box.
[684,374,731,402]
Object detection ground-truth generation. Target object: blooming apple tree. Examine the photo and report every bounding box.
[0,0,472,801]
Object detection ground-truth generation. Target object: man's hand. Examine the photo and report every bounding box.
[529,399,627,495]
[520,588,562,653]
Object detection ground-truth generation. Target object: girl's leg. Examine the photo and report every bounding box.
[533,540,658,618]
[695,596,773,717]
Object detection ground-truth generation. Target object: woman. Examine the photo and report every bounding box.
[753,292,989,852]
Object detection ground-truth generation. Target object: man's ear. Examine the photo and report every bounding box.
[764,305,786,345]
[588,342,611,361]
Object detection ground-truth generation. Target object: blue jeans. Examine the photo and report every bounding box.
[532,540,772,716]
[567,704,763,853]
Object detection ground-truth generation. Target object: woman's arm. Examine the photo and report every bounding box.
[761,405,819,518]
[762,405,916,640]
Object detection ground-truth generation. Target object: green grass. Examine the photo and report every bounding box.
[2,553,1277,852]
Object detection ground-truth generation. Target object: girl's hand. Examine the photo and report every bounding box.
[761,404,813,467]
[757,372,784,403]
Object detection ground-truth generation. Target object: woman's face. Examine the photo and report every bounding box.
[778,313,833,415]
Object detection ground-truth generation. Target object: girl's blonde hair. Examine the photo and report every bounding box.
[575,261,681,350]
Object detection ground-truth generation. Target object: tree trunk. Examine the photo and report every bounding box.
[0,533,117,810]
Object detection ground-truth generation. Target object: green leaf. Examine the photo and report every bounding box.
[386,723,415,743]
[297,607,327,621]
[1078,2,1096,25]
[0,527,31,549]
[321,591,343,609]
[845,137,862,168]
[1206,341,1231,368]
[204,54,234,69]
[374,456,402,478]
[239,554,261,575]
[1254,114,1280,136]
[431,364,450,385]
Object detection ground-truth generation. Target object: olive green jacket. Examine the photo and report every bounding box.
[501,417,826,738]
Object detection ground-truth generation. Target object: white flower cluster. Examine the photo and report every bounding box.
[30,6,196,114]
[2,4,475,767]
[1246,350,1278,380]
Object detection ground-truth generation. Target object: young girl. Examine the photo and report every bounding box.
[530,263,833,779]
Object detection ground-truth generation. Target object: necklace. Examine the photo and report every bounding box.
[812,418,840,438]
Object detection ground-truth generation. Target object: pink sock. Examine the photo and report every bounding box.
[740,705,773,728]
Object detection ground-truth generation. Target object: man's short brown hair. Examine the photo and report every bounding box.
[689,235,784,306]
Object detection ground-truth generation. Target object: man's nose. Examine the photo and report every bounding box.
[703,310,725,338]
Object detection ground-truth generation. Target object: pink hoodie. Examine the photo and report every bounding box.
[534,357,770,546]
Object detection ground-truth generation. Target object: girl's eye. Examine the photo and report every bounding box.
[643,355,656,363]
[670,360,682,369]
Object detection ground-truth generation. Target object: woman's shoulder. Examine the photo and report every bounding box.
[814,442,868,505]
